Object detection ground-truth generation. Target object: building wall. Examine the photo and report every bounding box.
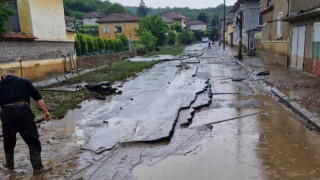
[28,0,67,41]
[98,22,139,41]
[189,25,207,31]
[290,0,320,13]
[83,18,99,25]
[243,0,260,32]
[66,31,75,41]
[227,24,233,45]
[258,0,290,66]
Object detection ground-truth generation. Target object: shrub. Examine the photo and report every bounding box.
[135,15,167,46]
[117,34,128,48]
[180,29,195,45]
[75,37,81,56]
[139,30,157,52]
[97,37,104,53]
[0,3,14,34]
[172,22,183,33]
[167,31,177,45]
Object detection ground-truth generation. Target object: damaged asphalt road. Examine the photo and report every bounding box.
[2,43,320,180]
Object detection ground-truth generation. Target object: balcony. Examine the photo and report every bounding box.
[259,0,274,14]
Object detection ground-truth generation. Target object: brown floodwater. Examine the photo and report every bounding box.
[133,94,320,180]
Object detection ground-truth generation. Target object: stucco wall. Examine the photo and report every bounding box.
[0,57,76,81]
[28,0,67,41]
[83,18,99,25]
[189,25,207,31]
[99,22,139,41]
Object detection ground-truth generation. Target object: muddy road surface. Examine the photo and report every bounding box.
[1,44,320,180]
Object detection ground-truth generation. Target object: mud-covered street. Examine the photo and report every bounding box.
[1,43,320,180]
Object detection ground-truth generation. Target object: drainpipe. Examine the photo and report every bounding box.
[19,60,23,78]
[62,55,68,72]
[286,0,290,17]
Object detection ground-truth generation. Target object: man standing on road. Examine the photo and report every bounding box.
[208,41,211,49]
[0,69,52,175]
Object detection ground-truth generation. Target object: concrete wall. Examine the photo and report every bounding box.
[257,41,289,66]
[27,0,67,41]
[83,18,99,25]
[189,25,207,31]
[99,22,139,41]
[77,52,131,69]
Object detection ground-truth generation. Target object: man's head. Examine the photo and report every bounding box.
[1,69,16,80]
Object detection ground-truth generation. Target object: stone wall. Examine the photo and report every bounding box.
[77,52,131,69]
[0,40,74,62]
[290,0,320,13]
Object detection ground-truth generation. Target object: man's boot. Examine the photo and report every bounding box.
[30,153,52,175]
[3,154,14,170]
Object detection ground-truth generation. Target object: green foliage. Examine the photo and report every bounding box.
[76,25,99,36]
[197,12,208,24]
[75,33,126,56]
[180,29,195,45]
[136,15,168,46]
[117,34,129,48]
[172,22,183,33]
[209,26,220,41]
[139,30,157,52]
[0,2,14,34]
[167,31,177,45]
[211,14,220,27]
[63,0,128,19]
[137,0,149,17]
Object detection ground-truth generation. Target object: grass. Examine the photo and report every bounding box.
[143,44,185,57]
[32,61,158,119]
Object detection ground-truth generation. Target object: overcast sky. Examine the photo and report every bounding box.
[108,0,237,9]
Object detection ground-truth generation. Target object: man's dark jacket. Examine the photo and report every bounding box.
[0,76,42,107]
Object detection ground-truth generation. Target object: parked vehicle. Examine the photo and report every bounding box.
[202,37,209,43]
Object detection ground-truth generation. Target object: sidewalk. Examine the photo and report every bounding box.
[240,56,320,120]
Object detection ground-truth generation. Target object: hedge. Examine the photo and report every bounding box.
[75,33,128,56]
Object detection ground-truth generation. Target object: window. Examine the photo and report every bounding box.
[277,12,283,37]
[267,0,272,7]
[114,26,122,33]
[259,14,262,26]
[5,0,21,32]
[104,26,109,34]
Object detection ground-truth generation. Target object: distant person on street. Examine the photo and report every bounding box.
[0,69,52,175]
[208,41,211,49]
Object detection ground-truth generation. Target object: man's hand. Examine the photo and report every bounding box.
[43,111,51,121]
[37,99,51,121]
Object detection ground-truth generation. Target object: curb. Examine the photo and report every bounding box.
[236,59,320,130]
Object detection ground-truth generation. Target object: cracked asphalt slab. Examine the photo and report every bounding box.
[2,44,320,179]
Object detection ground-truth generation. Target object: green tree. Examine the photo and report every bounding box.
[172,22,183,33]
[0,2,14,34]
[137,0,148,17]
[139,29,157,51]
[211,15,219,27]
[197,12,208,24]
[135,15,168,46]
[180,29,195,45]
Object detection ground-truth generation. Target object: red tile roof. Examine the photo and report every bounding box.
[97,13,140,23]
[162,11,189,20]
[82,12,106,19]
[161,16,175,23]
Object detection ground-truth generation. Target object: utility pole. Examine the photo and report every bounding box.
[238,1,244,60]
[223,0,226,50]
